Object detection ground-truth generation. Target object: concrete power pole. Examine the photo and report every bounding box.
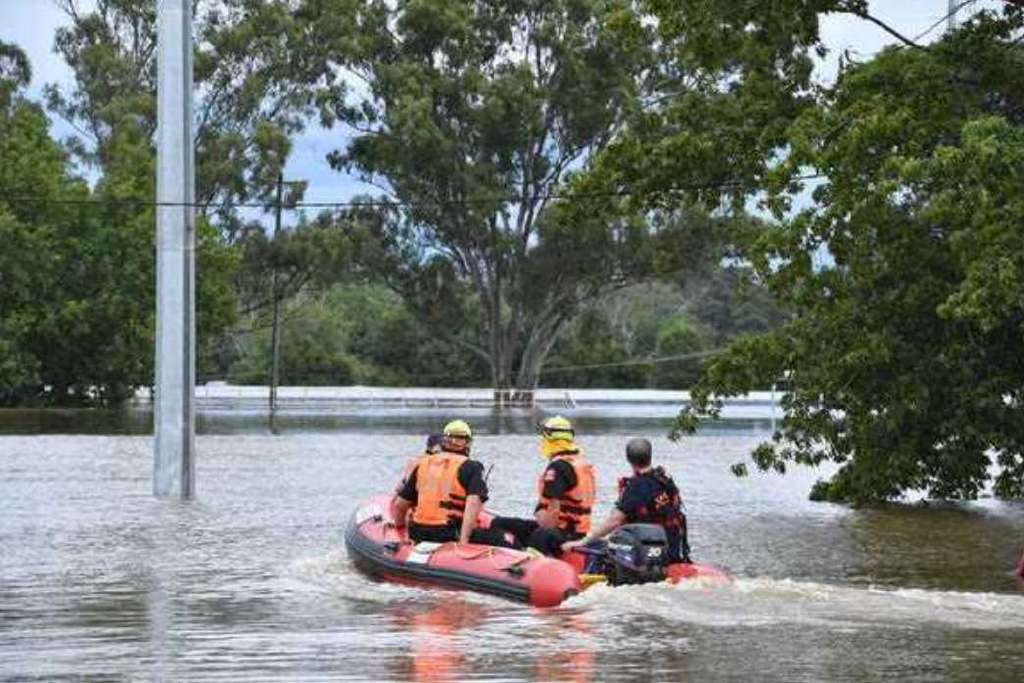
[154,0,196,498]
[948,0,958,33]
[269,173,283,430]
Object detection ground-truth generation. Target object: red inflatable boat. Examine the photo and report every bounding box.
[345,495,582,607]
[345,495,729,607]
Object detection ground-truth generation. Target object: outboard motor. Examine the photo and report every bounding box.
[601,524,670,586]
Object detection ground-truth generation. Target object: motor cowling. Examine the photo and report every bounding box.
[601,523,670,586]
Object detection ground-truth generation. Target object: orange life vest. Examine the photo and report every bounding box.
[536,452,596,534]
[411,451,469,527]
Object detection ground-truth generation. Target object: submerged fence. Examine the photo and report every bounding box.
[132,383,781,421]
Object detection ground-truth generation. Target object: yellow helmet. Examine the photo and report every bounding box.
[539,415,574,442]
[443,420,473,439]
[442,419,473,455]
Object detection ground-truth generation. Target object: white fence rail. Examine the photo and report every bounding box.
[134,383,780,419]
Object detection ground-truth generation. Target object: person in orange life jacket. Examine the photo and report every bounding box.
[489,416,596,556]
[393,433,446,527]
[395,433,444,494]
[563,437,691,563]
[392,421,515,547]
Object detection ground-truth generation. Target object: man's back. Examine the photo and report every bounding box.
[617,469,686,562]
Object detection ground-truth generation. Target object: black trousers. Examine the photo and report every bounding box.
[489,516,581,556]
[408,522,517,548]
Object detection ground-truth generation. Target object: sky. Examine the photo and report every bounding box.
[0,0,1007,220]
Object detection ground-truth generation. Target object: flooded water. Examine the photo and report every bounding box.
[1,411,1023,682]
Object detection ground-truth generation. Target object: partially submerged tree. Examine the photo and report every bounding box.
[297,0,678,395]
[678,9,1024,502]
[14,0,323,401]
[564,2,1024,501]
[0,42,237,405]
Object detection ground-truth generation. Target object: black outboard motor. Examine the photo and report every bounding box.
[601,524,670,586]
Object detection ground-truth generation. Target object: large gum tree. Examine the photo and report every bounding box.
[295,0,665,395]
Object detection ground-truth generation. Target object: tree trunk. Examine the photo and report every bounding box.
[513,318,567,395]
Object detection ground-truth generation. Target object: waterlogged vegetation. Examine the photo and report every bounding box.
[2,1,1024,502]
[674,9,1024,503]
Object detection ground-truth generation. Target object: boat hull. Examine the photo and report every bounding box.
[345,496,582,607]
[345,495,729,606]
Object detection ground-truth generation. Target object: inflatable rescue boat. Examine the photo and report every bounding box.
[345,495,581,607]
[345,495,729,607]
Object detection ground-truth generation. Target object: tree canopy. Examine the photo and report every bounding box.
[0,50,237,405]
[674,8,1024,502]
[47,0,315,225]
[294,0,706,393]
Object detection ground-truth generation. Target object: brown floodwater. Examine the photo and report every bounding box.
[1,409,1022,682]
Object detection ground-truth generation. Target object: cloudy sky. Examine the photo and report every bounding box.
[0,0,1006,214]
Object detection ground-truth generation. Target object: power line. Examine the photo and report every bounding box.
[0,174,822,211]
[540,349,724,374]
[914,0,978,42]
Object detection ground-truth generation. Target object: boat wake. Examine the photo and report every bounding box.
[293,548,1024,634]
[289,550,512,608]
[569,576,1024,630]
[289,550,421,604]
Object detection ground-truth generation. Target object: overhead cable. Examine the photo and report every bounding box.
[539,349,724,374]
[0,173,822,211]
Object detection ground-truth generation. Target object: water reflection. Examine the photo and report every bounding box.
[532,614,597,683]
[390,599,601,683]
[393,600,489,682]
[845,504,1024,592]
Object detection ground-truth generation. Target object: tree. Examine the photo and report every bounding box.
[569,0,983,212]
[15,0,328,402]
[234,210,355,317]
[542,309,649,388]
[0,41,237,406]
[227,283,490,386]
[569,0,825,216]
[0,41,91,402]
[540,269,782,389]
[678,9,1024,502]
[228,291,357,386]
[0,39,31,108]
[296,0,671,394]
[651,316,705,389]
[47,0,315,229]
[676,263,789,348]
[227,207,362,384]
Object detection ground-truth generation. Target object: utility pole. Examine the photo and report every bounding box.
[269,173,283,429]
[266,175,305,430]
[947,0,977,33]
[154,0,195,497]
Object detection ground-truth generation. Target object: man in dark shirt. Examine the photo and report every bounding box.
[392,420,514,547]
[490,416,595,555]
[563,437,691,562]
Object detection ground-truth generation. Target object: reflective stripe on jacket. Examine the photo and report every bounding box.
[536,453,596,535]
